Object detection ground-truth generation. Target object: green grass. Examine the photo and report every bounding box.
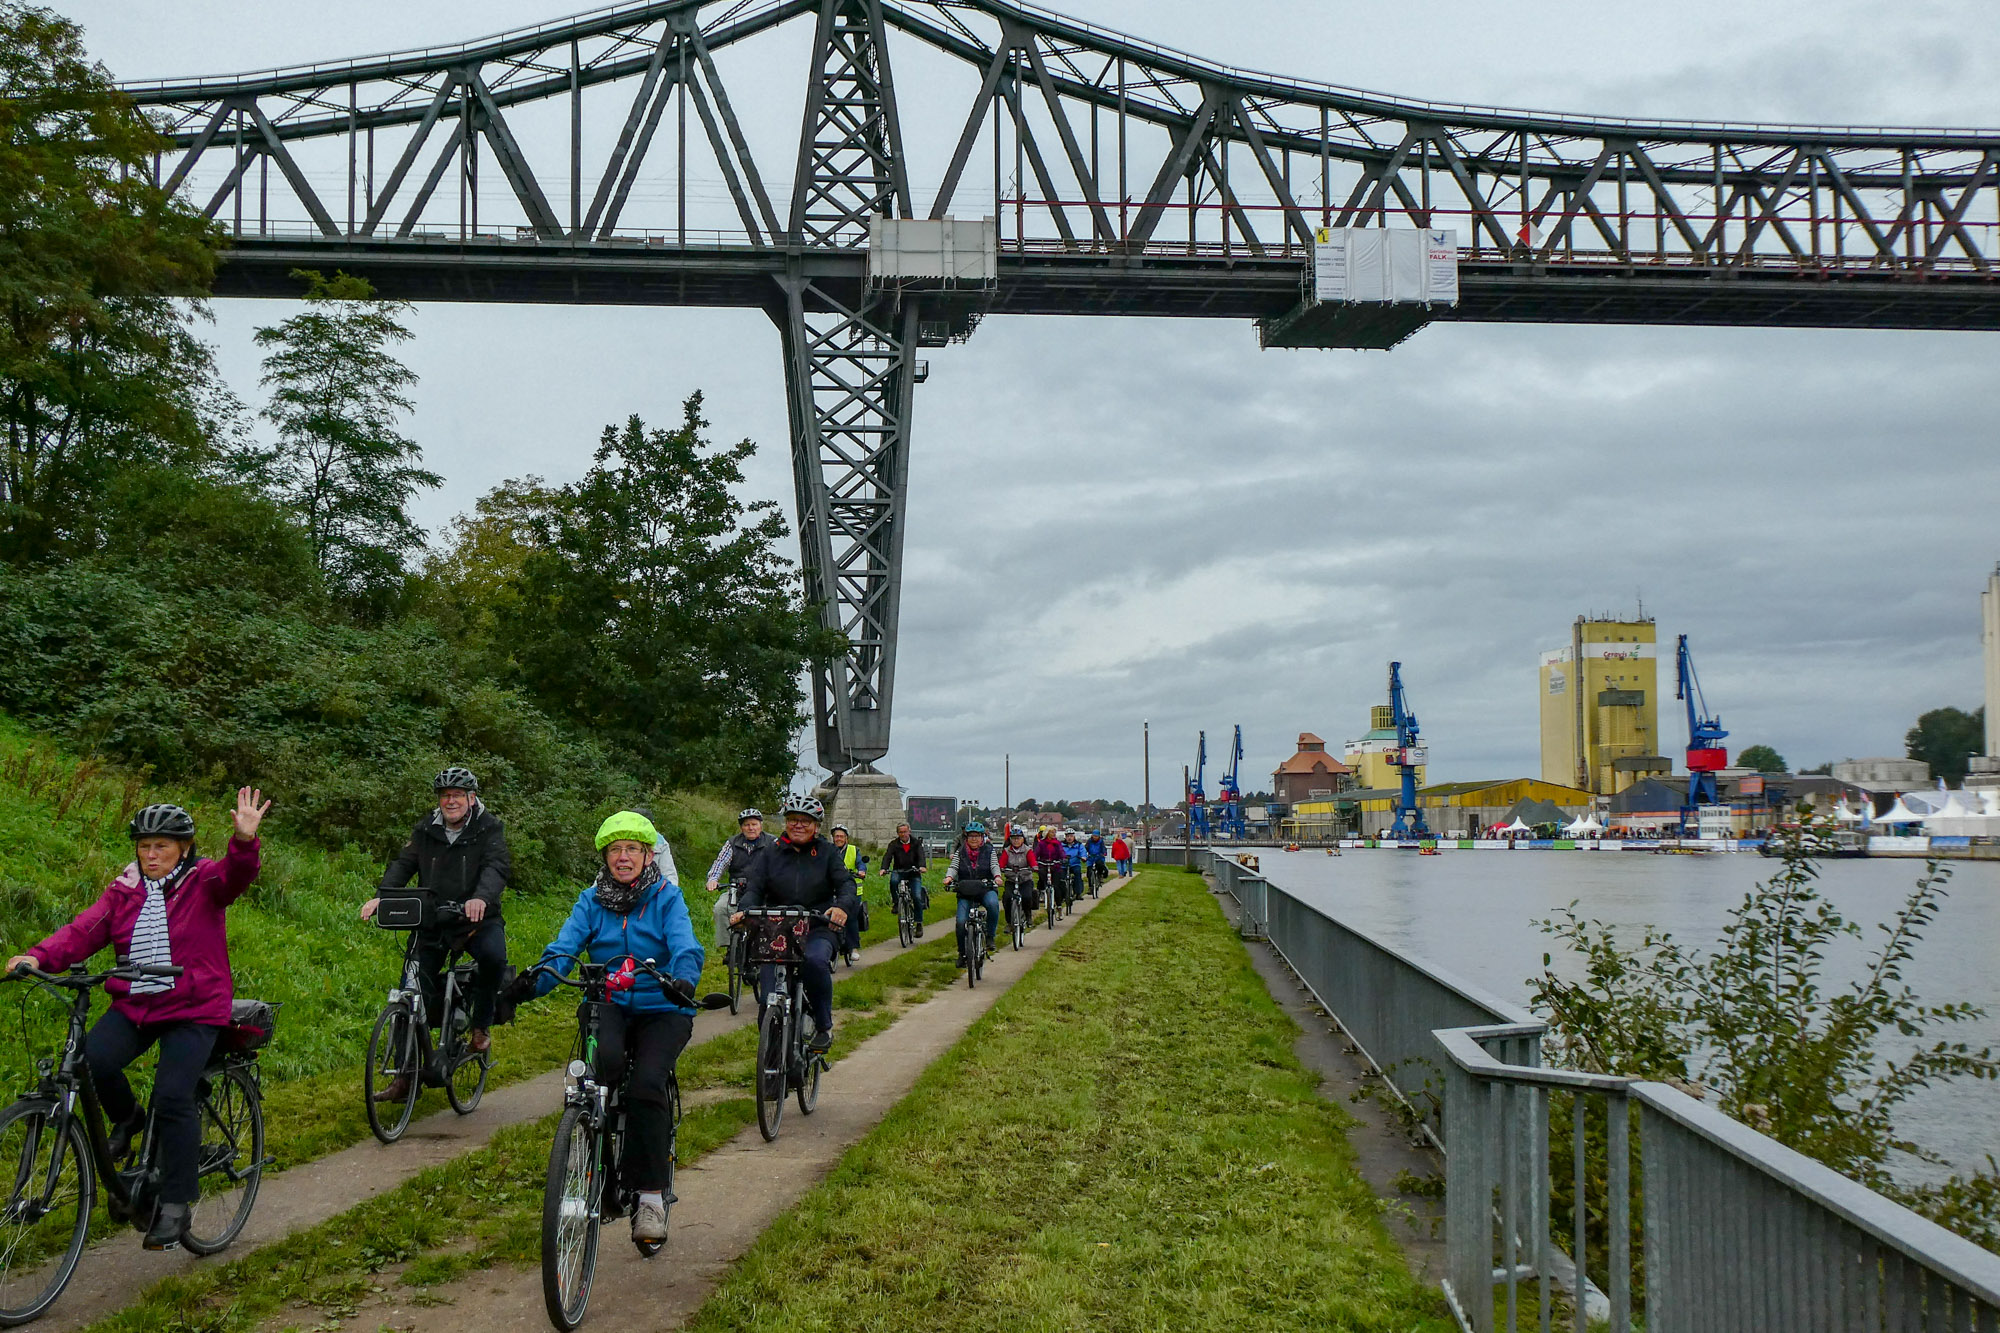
[683,870,1454,1332]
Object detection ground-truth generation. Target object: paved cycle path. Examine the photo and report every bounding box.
[31,919,942,1333]
[352,878,1130,1333]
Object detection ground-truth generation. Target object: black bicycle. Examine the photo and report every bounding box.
[1087,857,1106,896]
[1001,871,1031,951]
[889,872,923,949]
[962,902,988,988]
[524,954,728,1330]
[0,961,274,1324]
[365,893,491,1144]
[719,885,749,1015]
[1045,864,1067,930]
[734,909,833,1143]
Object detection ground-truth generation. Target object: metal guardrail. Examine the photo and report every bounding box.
[1195,847,2000,1332]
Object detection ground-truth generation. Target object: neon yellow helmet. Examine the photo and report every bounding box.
[595,810,661,852]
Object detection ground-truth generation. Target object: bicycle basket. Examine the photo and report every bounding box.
[374,891,436,930]
[743,915,812,965]
[218,998,280,1054]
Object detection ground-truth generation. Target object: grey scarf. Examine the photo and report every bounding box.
[129,852,197,995]
[593,860,662,916]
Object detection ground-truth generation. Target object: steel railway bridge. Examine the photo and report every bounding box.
[123,0,2000,775]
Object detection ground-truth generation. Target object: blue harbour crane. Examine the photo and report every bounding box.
[1387,662,1431,839]
[1215,726,1248,840]
[1187,731,1211,841]
[1676,634,1730,834]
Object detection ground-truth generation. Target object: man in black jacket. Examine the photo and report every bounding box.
[361,766,512,1093]
[881,822,929,931]
[730,794,856,1053]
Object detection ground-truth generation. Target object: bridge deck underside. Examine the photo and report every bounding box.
[209,241,2000,332]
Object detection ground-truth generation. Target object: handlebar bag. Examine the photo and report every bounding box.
[744,915,813,965]
[375,891,436,931]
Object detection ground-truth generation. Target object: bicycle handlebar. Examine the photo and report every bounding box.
[523,953,729,1010]
[5,960,184,989]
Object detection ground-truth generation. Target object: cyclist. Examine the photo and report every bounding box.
[1111,832,1133,876]
[704,808,775,955]
[6,788,269,1251]
[942,821,1002,966]
[1084,830,1109,886]
[830,824,863,964]
[502,810,702,1245]
[881,822,929,934]
[730,795,856,1054]
[996,825,1038,924]
[362,766,512,1093]
[1032,825,1066,909]
[1063,831,1086,903]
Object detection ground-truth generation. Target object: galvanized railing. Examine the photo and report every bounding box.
[1195,848,2000,1332]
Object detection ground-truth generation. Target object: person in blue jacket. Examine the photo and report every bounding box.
[1084,831,1108,881]
[504,810,702,1245]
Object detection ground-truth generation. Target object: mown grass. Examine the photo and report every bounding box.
[684,870,1453,1333]
[77,922,973,1333]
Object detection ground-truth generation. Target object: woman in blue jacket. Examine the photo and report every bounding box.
[506,810,703,1244]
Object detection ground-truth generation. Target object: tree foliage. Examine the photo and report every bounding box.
[1532,828,2000,1250]
[0,3,228,564]
[467,397,837,799]
[1906,706,1985,785]
[1736,744,1786,773]
[252,270,437,611]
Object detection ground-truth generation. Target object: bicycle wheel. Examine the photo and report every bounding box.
[794,1015,821,1117]
[1012,900,1026,950]
[182,1063,263,1255]
[541,1104,602,1331]
[896,895,914,949]
[754,1000,787,1141]
[445,1028,490,1115]
[725,934,744,1016]
[364,1003,422,1144]
[0,1099,94,1326]
[966,922,982,988]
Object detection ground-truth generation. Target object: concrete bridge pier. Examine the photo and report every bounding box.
[815,769,905,845]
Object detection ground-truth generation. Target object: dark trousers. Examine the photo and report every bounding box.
[415,917,507,1028]
[591,1004,694,1192]
[841,895,862,953]
[84,1011,219,1205]
[759,929,837,1035]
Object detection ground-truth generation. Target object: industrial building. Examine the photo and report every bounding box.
[1345,705,1426,790]
[1539,615,1670,795]
[1284,777,1593,839]
[1271,732,1353,804]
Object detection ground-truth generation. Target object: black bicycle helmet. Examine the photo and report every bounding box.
[738,807,765,824]
[433,765,480,793]
[128,804,196,841]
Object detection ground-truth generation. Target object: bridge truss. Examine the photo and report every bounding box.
[122,0,2000,770]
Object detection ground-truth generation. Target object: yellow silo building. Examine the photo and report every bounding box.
[1539,616,1669,795]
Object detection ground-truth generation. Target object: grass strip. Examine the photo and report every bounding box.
[78,922,970,1333]
[684,870,1454,1333]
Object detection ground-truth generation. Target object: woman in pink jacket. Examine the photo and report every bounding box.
[6,786,269,1251]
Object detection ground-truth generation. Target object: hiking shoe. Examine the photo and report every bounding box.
[372,1074,412,1103]
[468,1027,491,1055]
[142,1203,188,1252]
[631,1200,668,1243]
[807,1029,833,1055]
[107,1110,145,1164]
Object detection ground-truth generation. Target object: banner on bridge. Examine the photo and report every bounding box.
[1312,228,1459,306]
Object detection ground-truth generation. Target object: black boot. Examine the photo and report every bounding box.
[143,1201,189,1251]
[106,1109,146,1164]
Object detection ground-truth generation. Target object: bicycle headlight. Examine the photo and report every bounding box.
[567,1059,588,1080]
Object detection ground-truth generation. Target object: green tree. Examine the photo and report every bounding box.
[1736,744,1787,773]
[1906,706,1985,786]
[495,396,837,796]
[0,4,229,564]
[252,270,437,610]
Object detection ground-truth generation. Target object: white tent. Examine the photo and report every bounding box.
[1829,798,1865,823]
[1563,813,1605,835]
[1876,796,1926,824]
[1500,818,1534,835]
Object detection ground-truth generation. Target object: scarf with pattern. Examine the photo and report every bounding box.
[593,858,662,917]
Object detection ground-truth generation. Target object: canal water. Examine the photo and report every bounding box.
[1258,849,2000,1180]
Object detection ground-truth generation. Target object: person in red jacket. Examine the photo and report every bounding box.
[1111,834,1133,877]
[6,786,269,1251]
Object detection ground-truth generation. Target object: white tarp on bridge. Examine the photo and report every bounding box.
[1312,227,1459,305]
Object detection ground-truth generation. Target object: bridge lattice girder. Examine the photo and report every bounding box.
[119,0,2000,770]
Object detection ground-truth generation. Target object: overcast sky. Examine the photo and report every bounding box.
[61,1,2000,804]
